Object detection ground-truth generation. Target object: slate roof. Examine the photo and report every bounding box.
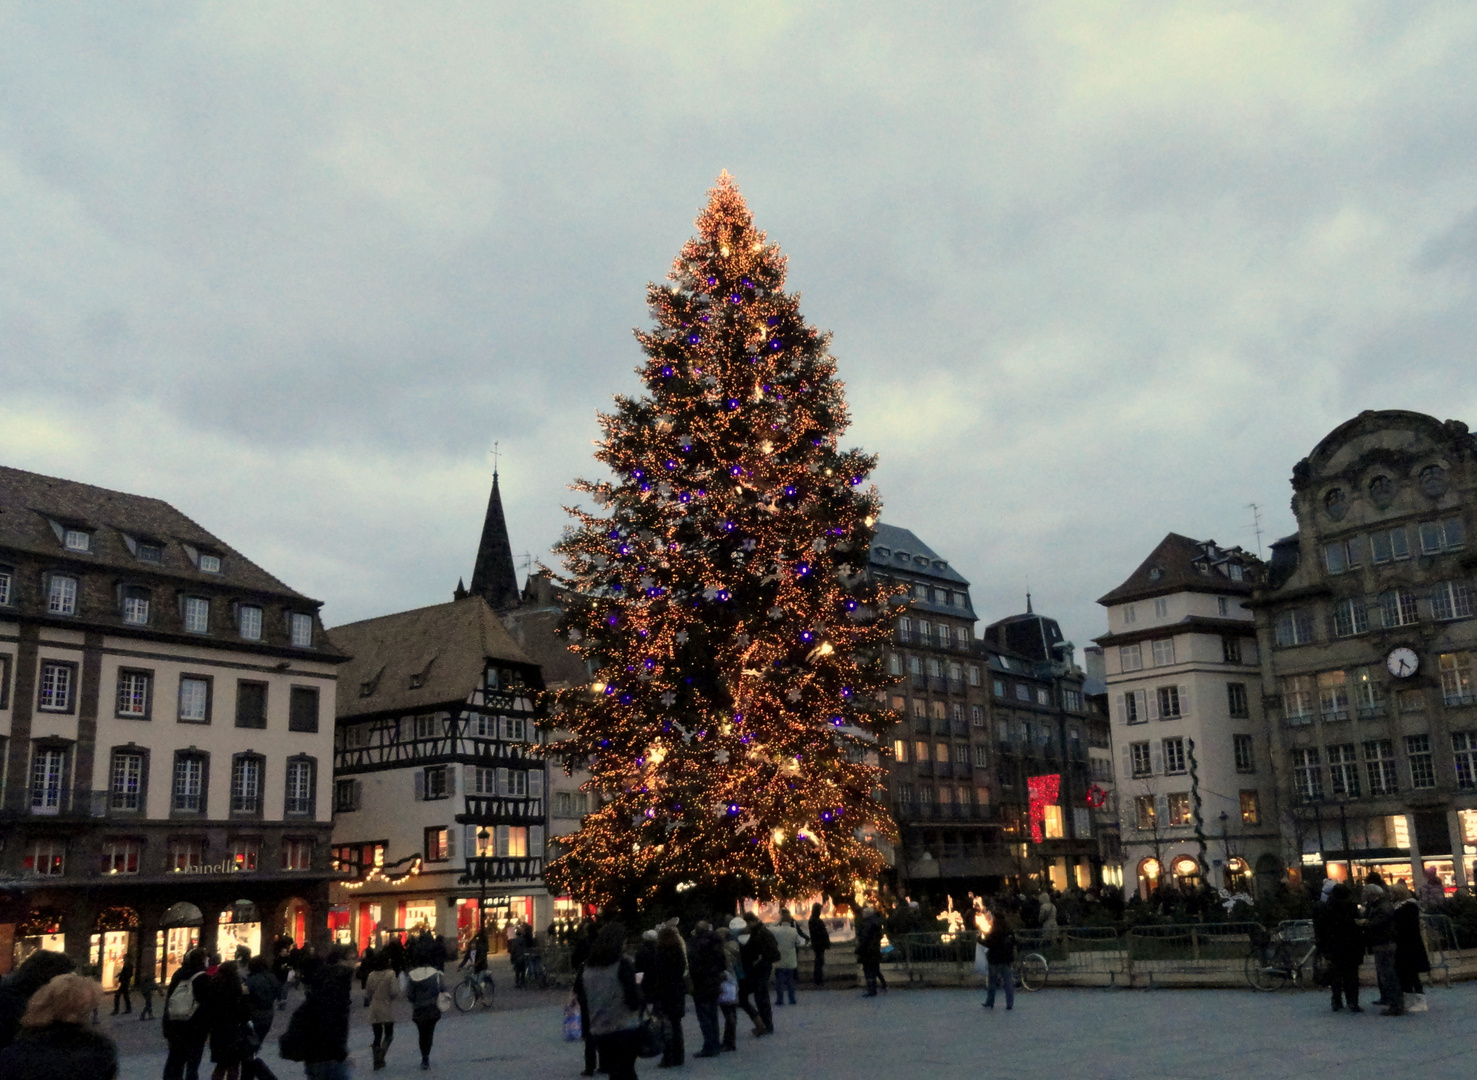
[329,595,538,718]
[868,523,971,586]
[0,464,314,601]
[1096,532,1257,606]
[469,472,520,612]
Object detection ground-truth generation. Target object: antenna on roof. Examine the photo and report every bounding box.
[1025,591,1033,614]
[1246,502,1264,559]
[490,441,500,480]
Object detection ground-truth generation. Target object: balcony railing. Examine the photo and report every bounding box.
[934,761,953,779]
[911,673,927,690]
[461,855,544,883]
[1444,691,1477,707]
[929,676,948,693]
[947,678,966,695]
[460,796,544,824]
[915,760,933,778]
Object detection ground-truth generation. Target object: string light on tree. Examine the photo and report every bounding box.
[543,173,898,909]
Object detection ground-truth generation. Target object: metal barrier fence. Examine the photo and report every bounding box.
[1125,922,1262,987]
[1422,914,1461,986]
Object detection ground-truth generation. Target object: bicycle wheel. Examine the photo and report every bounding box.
[1245,954,1290,992]
[1017,953,1048,992]
[453,981,478,1012]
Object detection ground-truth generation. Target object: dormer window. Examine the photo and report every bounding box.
[199,554,222,574]
[289,613,313,648]
[182,596,210,634]
[47,575,78,616]
[121,586,151,626]
[64,529,91,552]
[237,605,263,641]
[138,543,164,564]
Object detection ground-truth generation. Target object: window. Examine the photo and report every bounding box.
[1318,670,1350,722]
[1239,790,1260,826]
[423,764,450,800]
[110,751,144,811]
[1324,540,1355,574]
[1282,675,1315,724]
[1440,652,1475,706]
[1035,688,1049,706]
[1329,744,1360,797]
[1015,684,1029,701]
[1123,689,1145,725]
[285,758,315,815]
[968,666,981,686]
[1405,735,1435,789]
[1167,792,1191,826]
[1122,605,1137,626]
[63,528,90,552]
[236,681,268,729]
[507,770,529,796]
[1119,643,1143,672]
[1222,636,1242,663]
[1130,742,1152,777]
[974,745,989,767]
[290,613,314,648]
[934,742,949,763]
[1135,795,1157,830]
[1157,686,1182,719]
[1364,740,1397,796]
[971,705,985,727]
[137,543,164,563]
[282,839,313,870]
[892,740,908,762]
[24,839,66,876]
[1452,733,1477,790]
[887,653,902,676]
[1353,668,1387,715]
[1162,737,1186,775]
[1292,748,1323,801]
[230,755,263,814]
[116,670,152,718]
[238,605,263,640]
[182,596,209,634]
[334,778,361,812]
[48,573,78,617]
[173,754,206,813]
[31,748,67,814]
[1217,596,1229,616]
[1154,598,1169,619]
[0,654,9,709]
[929,700,947,721]
[424,827,451,862]
[1151,639,1175,667]
[1227,683,1249,719]
[1380,589,1419,628]
[178,676,211,723]
[1275,608,1316,646]
[1431,581,1476,622]
[992,678,1005,697]
[289,686,320,733]
[1233,734,1255,773]
[38,662,75,712]
[168,838,206,872]
[122,587,150,625]
[1333,597,1369,637]
[913,740,928,763]
[199,554,222,574]
[100,838,141,875]
[230,839,259,871]
[1419,518,1465,554]
[953,743,969,764]
[0,565,11,605]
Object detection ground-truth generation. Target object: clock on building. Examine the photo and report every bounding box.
[1386,647,1419,678]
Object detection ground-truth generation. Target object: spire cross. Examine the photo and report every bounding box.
[490,441,500,479]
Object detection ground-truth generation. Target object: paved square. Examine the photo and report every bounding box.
[107,976,1477,1080]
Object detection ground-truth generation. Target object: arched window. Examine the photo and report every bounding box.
[1224,857,1251,894]
[1137,857,1161,900]
[1173,855,1201,890]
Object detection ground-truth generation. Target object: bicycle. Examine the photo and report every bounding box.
[1014,951,1049,992]
[1245,923,1318,991]
[453,970,495,1011]
[522,950,551,991]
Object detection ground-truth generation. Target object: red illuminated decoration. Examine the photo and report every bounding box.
[544,174,898,907]
[1084,784,1108,809]
[1027,774,1061,843]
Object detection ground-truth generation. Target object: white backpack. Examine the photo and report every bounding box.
[166,973,200,1021]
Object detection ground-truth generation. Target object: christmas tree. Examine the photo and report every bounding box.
[544,174,897,910]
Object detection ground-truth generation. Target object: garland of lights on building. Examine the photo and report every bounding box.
[544,174,899,907]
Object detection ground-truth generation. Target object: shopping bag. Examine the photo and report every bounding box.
[974,943,990,976]
[718,973,739,1006]
[563,1001,583,1041]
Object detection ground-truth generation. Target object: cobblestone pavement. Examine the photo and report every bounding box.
[109,980,1477,1080]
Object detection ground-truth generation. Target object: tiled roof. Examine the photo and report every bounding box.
[0,464,313,601]
[329,596,538,718]
[1096,532,1257,606]
[868,523,971,586]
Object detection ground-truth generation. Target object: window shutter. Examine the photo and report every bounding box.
[1152,744,1164,775]
[530,825,544,857]
[1133,690,1147,723]
[413,769,425,801]
[464,824,477,857]
[1147,690,1160,721]
[463,764,475,794]
[1156,794,1168,822]
[1179,684,1191,717]
[495,825,510,857]
[445,827,456,860]
[1114,693,1125,724]
[529,769,544,799]
[353,780,363,811]
[496,768,509,797]
[447,766,458,796]
[1119,744,1132,780]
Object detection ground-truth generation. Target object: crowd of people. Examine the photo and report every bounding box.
[1312,872,1432,1016]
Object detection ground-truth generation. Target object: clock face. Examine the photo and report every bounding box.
[1386,647,1420,679]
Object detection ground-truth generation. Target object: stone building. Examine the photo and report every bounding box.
[0,466,343,981]
[1096,534,1280,899]
[1252,410,1477,891]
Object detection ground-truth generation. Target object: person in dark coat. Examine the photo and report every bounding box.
[1313,883,1364,1012]
[0,973,117,1080]
[1390,882,1432,1010]
[577,924,642,1080]
[738,913,778,1035]
[298,946,354,1080]
[807,904,831,987]
[242,956,281,1080]
[855,907,887,997]
[644,926,689,1067]
[163,949,212,1080]
[687,923,726,1059]
[0,949,76,1051]
[112,957,135,1015]
[571,919,601,1077]
[982,910,1016,1010]
[203,961,252,1080]
[1363,884,1402,1015]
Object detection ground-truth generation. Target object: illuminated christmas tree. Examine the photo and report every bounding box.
[544,174,898,910]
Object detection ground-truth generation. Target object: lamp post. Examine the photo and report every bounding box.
[477,828,491,939]
[1219,811,1230,890]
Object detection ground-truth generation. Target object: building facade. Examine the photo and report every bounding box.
[1097,534,1280,899]
[0,466,343,981]
[1253,410,1477,891]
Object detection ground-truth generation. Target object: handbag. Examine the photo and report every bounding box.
[437,990,453,1013]
[718,973,739,1006]
[562,1001,583,1041]
[637,1008,671,1059]
[974,943,990,976]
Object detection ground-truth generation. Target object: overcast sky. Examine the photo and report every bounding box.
[3,3,1476,650]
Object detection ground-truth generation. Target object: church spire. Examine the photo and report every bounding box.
[469,468,520,611]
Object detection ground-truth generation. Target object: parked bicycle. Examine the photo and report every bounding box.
[1246,921,1318,991]
[521,950,551,990]
[453,970,496,1011]
[1015,950,1049,992]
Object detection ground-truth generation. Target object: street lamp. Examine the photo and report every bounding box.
[477,828,491,939]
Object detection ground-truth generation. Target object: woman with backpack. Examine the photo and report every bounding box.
[163,950,210,1080]
[405,961,446,1070]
